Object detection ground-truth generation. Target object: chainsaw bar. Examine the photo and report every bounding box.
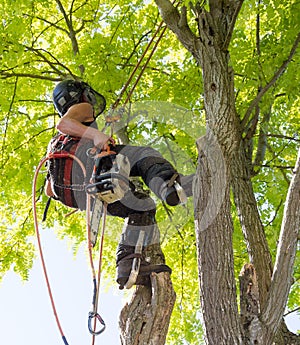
[90,196,103,247]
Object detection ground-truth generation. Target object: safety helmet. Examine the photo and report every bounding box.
[52,79,106,117]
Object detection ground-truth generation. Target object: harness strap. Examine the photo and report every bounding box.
[42,197,52,222]
[64,143,77,207]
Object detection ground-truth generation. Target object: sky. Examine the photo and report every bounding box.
[1,228,299,345]
[0,227,126,345]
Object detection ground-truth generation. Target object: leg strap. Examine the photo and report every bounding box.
[123,230,145,289]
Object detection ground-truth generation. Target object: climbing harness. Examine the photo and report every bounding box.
[33,150,116,344]
[46,134,88,210]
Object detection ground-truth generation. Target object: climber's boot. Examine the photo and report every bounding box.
[116,213,171,289]
[157,174,188,206]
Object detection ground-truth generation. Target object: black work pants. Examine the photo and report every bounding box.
[106,144,177,218]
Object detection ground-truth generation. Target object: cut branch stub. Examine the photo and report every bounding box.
[119,272,176,345]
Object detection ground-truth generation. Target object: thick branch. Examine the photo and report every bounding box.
[222,0,245,50]
[231,142,273,308]
[207,0,245,50]
[260,147,300,340]
[241,31,300,129]
[155,0,199,58]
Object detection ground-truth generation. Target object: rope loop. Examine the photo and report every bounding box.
[88,311,106,335]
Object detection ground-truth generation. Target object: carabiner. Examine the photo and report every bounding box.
[88,311,106,335]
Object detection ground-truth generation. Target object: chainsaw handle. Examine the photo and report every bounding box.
[85,172,130,195]
[87,138,116,158]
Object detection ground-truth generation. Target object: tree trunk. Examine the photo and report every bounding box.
[156,1,244,344]
[194,132,243,345]
[155,1,300,345]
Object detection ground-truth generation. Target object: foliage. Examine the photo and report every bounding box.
[0,0,299,343]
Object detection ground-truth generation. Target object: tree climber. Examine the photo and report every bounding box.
[45,79,193,289]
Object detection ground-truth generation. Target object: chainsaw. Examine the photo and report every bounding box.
[86,147,130,247]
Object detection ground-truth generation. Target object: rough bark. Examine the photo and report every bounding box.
[156,1,245,344]
[194,132,243,345]
[239,264,261,344]
[119,272,176,345]
[119,224,176,345]
[259,148,300,344]
[237,150,300,345]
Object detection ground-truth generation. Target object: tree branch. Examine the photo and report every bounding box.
[55,0,85,74]
[231,143,274,308]
[1,44,77,80]
[284,306,300,317]
[0,72,61,81]
[32,15,69,36]
[222,0,245,50]
[25,46,66,76]
[241,31,300,129]
[155,0,199,58]
[265,133,300,142]
[260,147,300,339]
[252,106,272,174]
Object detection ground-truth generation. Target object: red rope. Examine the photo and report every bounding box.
[123,24,168,106]
[32,153,86,345]
[111,20,165,110]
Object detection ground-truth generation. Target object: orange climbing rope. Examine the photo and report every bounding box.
[32,153,86,345]
[32,152,108,344]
